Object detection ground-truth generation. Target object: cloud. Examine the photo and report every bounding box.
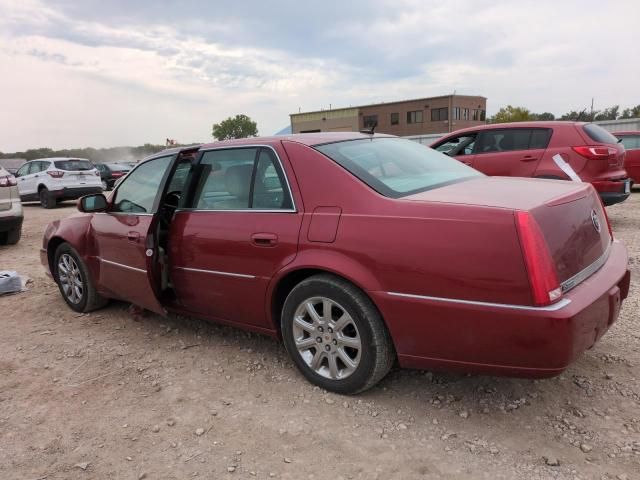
[0,0,638,151]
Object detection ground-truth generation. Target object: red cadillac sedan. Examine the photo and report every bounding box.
[41,133,631,394]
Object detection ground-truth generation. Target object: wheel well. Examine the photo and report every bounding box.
[270,268,385,339]
[38,184,48,192]
[47,236,66,276]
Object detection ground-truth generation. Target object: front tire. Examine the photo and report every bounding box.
[39,188,56,209]
[54,243,108,312]
[281,274,394,394]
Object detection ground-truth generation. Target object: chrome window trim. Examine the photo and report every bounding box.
[173,266,255,279]
[560,241,611,294]
[194,144,297,213]
[174,208,296,214]
[386,292,571,312]
[100,258,147,274]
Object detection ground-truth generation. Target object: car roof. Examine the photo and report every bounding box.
[199,132,394,149]
[612,131,640,136]
[140,133,395,164]
[436,121,587,139]
[28,157,91,162]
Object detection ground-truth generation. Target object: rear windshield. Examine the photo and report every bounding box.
[315,138,483,198]
[107,163,131,171]
[582,124,619,144]
[54,159,94,171]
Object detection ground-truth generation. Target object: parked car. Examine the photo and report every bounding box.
[431,122,631,206]
[612,131,640,187]
[0,166,23,245]
[15,158,103,208]
[41,134,630,394]
[95,162,131,190]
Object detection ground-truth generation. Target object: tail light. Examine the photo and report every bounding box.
[596,194,614,240]
[515,211,562,306]
[0,175,17,187]
[572,145,619,166]
[111,171,124,178]
[94,170,100,176]
[47,170,65,178]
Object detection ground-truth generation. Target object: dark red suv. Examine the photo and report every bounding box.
[431,122,630,206]
[612,131,640,186]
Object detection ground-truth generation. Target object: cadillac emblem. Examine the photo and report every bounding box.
[591,209,601,233]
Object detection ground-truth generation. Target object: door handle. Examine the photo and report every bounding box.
[521,156,537,162]
[127,231,140,242]
[251,233,278,247]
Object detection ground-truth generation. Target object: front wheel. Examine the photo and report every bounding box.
[54,243,108,312]
[281,274,395,394]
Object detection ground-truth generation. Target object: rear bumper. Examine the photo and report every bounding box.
[0,214,23,233]
[51,186,103,200]
[0,201,24,232]
[592,178,631,206]
[372,240,630,377]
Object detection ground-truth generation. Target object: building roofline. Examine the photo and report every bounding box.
[290,94,487,118]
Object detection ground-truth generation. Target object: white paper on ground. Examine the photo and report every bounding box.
[552,154,582,182]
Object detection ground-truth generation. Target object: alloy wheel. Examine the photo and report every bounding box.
[292,296,362,380]
[57,253,84,304]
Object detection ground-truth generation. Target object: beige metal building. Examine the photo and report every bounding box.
[290,95,487,136]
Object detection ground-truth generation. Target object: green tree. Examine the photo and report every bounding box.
[559,109,597,122]
[212,114,258,141]
[532,112,555,121]
[620,105,640,119]
[489,105,534,123]
[594,105,619,121]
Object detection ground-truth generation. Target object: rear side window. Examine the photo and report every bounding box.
[582,124,619,144]
[193,148,293,211]
[618,135,640,150]
[54,159,94,171]
[529,129,552,149]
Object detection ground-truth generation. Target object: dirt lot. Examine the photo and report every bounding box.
[1,195,638,480]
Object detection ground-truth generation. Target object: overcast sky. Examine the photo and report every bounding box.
[0,0,638,152]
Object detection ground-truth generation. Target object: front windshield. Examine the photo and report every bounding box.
[315,137,483,198]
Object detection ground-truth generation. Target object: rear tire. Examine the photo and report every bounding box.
[54,243,108,312]
[6,227,21,245]
[281,274,395,394]
[39,188,56,209]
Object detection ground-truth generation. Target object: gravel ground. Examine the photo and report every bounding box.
[0,194,638,480]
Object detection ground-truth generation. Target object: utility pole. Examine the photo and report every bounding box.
[590,98,594,118]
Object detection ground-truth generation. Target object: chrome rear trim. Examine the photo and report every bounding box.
[386,292,571,312]
[560,242,611,294]
[174,266,255,279]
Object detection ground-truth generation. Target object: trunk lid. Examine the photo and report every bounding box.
[404,176,611,288]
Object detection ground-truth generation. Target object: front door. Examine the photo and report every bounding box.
[15,162,41,199]
[433,133,477,167]
[90,154,175,314]
[169,145,303,329]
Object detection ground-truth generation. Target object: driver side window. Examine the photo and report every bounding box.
[16,164,30,177]
[112,155,173,214]
[435,135,476,156]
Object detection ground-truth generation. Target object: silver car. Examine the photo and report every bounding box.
[0,166,23,244]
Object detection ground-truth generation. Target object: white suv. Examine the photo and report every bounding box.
[14,158,103,208]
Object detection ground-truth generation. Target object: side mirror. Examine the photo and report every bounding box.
[78,193,108,213]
